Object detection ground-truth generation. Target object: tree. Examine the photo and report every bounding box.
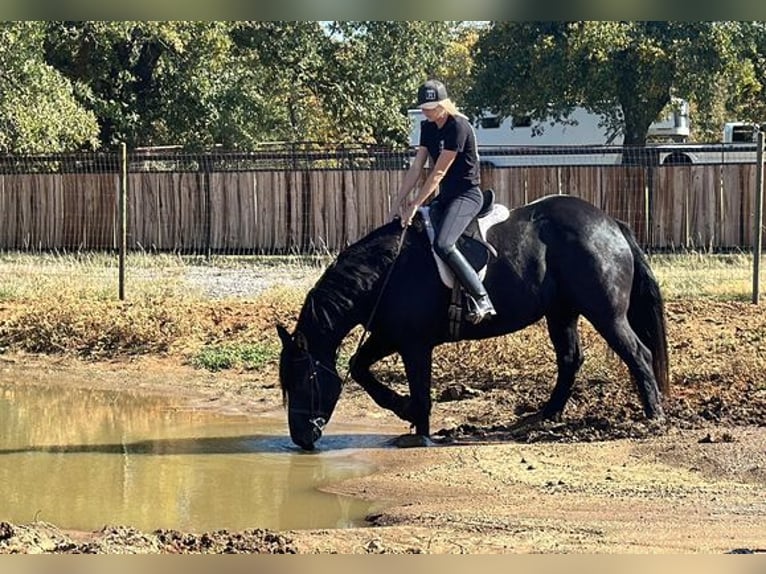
[43,20,462,150]
[435,22,486,107]
[318,21,456,146]
[229,21,335,145]
[228,21,459,147]
[45,21,248,149]
[0,21,99,153]
[469,21,744,146]
[718,21,766,134]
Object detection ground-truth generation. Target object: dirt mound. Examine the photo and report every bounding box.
[0,522,296,554]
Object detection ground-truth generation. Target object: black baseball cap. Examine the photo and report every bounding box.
[417,79,448,109]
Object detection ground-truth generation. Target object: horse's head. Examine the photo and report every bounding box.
[276,324,342,450]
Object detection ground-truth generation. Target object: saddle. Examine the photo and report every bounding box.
[418,189,511,290]
[417,189,510,339]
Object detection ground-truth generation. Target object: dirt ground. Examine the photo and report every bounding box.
[1,298,766,554]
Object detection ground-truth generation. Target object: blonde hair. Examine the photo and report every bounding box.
[439,98,469,120]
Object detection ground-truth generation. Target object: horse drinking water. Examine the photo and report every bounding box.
[277,194,669,450]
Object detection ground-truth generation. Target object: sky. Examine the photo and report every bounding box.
[7,5,766,20]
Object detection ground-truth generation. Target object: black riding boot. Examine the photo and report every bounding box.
[440,247,497,324]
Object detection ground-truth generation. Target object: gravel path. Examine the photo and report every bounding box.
[125,262,325,300]
[181,266,322,299]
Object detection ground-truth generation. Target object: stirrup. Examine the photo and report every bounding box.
[466,295,497,325]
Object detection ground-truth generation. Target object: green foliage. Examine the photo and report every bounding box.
[44,21,243,149]
[191,342,277,372]
[718,22,766,134]
[436,23,486,106]
[5,20,762,152]
[41,20,462,150]
[469,21,748,145]
[0,22,99,153]
[319,21,455,146]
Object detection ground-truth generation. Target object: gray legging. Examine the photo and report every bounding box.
[431,186,488,301]
[432,187,483,259]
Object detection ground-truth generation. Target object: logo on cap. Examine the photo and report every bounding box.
[417,80,448,108]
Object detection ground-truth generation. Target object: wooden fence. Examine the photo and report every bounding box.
[0,163,759,253]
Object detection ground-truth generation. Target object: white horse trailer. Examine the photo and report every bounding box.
[406,100,755,166]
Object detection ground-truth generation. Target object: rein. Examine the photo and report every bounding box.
[343,224,408,386]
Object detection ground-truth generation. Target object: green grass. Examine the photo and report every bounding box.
[190,342,278,372]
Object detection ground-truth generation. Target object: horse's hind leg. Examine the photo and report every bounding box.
[349,334,415,425]
[541,309,584,420]
[594,316,664,419]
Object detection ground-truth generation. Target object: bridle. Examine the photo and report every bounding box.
[287,352,343,434]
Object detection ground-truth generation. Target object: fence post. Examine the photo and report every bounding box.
[201,154,212,260]
[753,130,764,304]
[645,166,654,252]
[118,142,127,301]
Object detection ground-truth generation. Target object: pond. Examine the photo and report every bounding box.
[0,377,387,533]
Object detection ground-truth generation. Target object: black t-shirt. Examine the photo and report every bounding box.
[419,114,480,200]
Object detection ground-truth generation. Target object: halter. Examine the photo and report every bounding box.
[288,352,343,433]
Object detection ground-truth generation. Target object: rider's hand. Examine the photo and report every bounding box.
[387,207,401,222]
[401,204,417,228]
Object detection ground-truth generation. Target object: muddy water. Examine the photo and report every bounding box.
[0,380,386,533]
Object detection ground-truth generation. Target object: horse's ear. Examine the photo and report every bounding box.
[276,324,292,347]
[293,330,308,352]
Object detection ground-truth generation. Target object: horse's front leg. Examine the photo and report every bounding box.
[349,334,414,424]
[399,344,434,439]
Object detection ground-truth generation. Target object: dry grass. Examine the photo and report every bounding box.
[2,252,766,437]
[0,252,764,376]
[650,251,761,301]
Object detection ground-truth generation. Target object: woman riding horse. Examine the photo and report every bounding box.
[390,79,496,324]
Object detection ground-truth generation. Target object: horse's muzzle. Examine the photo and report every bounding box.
[291,416,326,451]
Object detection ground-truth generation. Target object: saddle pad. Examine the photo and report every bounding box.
[419,203,510,289]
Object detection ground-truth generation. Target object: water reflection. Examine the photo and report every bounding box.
[0,381,388,533]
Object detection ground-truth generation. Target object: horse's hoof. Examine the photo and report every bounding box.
[507,411,546,432]
[646,412,668,429]
[392,434,430,448]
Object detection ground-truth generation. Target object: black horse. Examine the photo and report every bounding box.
[277,194,669,450]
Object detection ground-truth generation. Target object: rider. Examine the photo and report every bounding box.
[390,79,497,325]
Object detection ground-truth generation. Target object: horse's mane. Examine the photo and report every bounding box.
[297,221,407,342]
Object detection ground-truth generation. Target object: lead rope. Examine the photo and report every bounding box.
[342,224,408,387]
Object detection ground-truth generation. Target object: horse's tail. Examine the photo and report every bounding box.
[617,221,670,395]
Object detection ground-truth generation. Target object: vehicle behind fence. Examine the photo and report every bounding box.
[0,142,762,255]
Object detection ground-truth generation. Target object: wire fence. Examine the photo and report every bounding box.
[0,142,762,255]
[0,141,763,299]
